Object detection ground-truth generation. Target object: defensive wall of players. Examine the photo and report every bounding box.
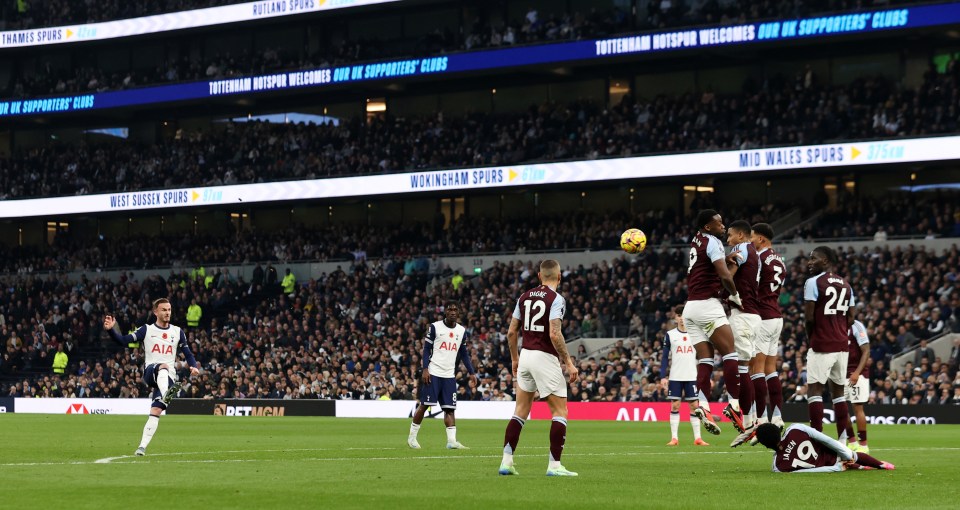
[0,397,950,424]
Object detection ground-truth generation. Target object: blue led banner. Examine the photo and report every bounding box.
[0,3,955,118]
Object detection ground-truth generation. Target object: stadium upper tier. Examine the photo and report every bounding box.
[3,64,960,200]
[0,242,956,404]
[3,0,924,100]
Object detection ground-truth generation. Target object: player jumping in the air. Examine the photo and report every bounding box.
[750,223,787,431]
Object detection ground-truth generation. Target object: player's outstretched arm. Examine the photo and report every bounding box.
[103,316,145,346]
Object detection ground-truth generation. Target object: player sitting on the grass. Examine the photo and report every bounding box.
[755,422,894,473]
[408,300,477,450]
[103,298,200,456]
[659,305,709,446]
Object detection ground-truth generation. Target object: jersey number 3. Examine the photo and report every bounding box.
[523,300,546,332]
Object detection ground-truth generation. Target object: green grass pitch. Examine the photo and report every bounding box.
[1,415,955,509]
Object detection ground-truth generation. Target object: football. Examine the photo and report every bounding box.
[619,228,647,254]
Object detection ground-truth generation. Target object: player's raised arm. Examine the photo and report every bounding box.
[103,316,146,346]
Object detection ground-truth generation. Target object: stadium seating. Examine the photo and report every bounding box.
[3,241,957,405]
[5,66,960,200]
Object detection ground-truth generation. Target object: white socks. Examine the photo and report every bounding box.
[140,415,159,449]
[446,426,457,443]
[157,368,170,395]
[409,422,420,439]
[690,413,702,439]
[669,411,680,439]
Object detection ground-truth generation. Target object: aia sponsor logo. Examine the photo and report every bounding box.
[66,403,110,414]
[151,344,174,355]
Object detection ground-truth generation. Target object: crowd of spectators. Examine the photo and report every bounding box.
[2,237,958,407]
[5,63,960,201]
[800,191,960,240]
[1,194,958,277]
[6,1,921,99]
[0,201,857,274]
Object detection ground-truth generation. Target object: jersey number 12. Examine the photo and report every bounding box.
[523,300,546,332]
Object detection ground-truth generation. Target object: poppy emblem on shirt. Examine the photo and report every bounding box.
[449,332,454,338]
[683,336,687,341]
[162,333,168,339]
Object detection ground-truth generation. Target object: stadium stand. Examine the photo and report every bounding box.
[3,240,957,405]
[4,65,960,200]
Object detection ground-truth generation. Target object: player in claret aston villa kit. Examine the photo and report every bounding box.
[104,298,200,456]
[684,210,744,437]
[408,300,477,450]
[843,320,872,453]
[751,223,787,430]
[660,305,709,446]
[499,259,579,477]
[724,220,762,447]
[803,246,855,442]
[754,423,894,473]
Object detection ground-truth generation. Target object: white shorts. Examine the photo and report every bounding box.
[755,318,783,357]
[729,309,761,361]
[683,298,730,345]
[845,376,870,404]
[806,350,848,386]
[517,349,567,398]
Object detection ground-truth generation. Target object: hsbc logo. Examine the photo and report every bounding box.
[66,403,110,414]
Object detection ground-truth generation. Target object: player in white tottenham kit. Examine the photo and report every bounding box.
[659,305,709,446]
[104,298,200,456]
[408,301,477,449]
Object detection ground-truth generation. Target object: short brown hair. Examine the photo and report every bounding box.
[152,298,171,309]
[674,305,684,316]
[539,259,560,281]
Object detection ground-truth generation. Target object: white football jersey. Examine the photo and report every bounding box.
[664,328,697,381]
[424,320,468,378]
[132,323,188,369]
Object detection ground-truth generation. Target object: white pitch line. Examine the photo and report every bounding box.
[7,446,956,468]
[15,449,764,467]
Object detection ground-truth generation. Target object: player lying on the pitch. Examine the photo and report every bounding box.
[754,423,895,473]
